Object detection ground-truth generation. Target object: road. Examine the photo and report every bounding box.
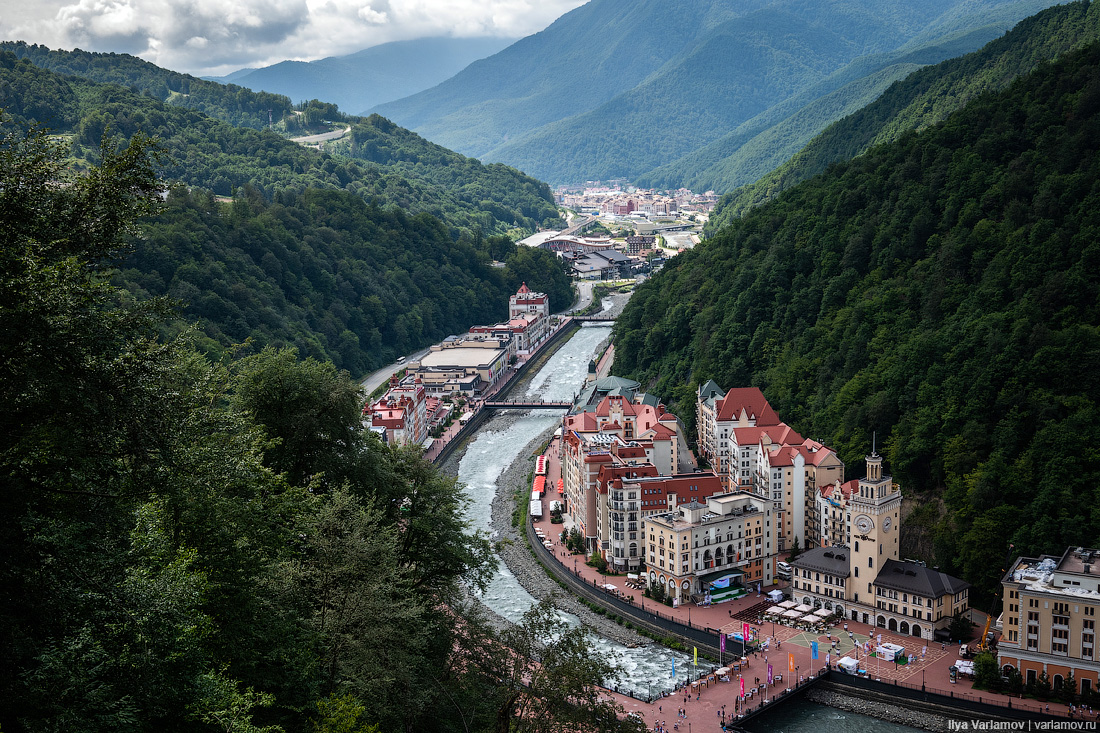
[358,348,432,396]
[290,125,351,145]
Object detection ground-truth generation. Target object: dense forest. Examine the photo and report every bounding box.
[126,183,571,373]
[707,0,1100,229]
[0,125,641,732]
[0,41,296,130]
[0,49,570,374]
[613,42,1100,600]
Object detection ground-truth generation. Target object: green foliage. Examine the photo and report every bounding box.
[614,42,1100,597]
[0,41,295,130]
[972,652,1001,690]
[709,0,1100,227]
[0,119,574,733]
[788,536,803,562]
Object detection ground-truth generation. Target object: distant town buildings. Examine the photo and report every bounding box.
[554,185,717,214]
[999,547,1099,696]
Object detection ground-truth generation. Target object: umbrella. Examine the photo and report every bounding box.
[814,608,832,617]
[779,600,798,609]
[800,613,819,623]
[794,604,813,613]
[782,609,802,618]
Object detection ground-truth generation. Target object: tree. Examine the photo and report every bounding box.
[948,611,974,643]
[465,601,646,733]
[230,347,370,489]
[972,652,1000,691]
[787,536,803,563]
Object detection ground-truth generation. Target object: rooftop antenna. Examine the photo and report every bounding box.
[872,431,877,456]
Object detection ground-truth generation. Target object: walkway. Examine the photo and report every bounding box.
[530,438,1076,725]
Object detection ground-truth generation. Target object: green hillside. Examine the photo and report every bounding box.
[0,41,295,129]
[635,24,1007,193]
[0,52,570,374]
[613,42,1100,598]
[0,127,627,731]
[708,0,1100,228]
[374,0,1062,187]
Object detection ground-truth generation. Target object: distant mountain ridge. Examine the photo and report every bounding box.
[206,36,516,116]
[374,0,1062,187]
[707,0,1100,227]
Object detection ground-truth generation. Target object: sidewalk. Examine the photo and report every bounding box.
[530,444,1074,725]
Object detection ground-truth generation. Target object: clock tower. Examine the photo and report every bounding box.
[848,450,901,604]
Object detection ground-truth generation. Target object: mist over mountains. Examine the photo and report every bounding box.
[204,36,517,117]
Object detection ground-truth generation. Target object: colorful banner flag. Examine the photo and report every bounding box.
[740,676,745,697]
[811,641,818,660]
[694,646,698,667]
[788,652,794,674]
[672,657,676,678]
[768,663,773,685]
[743,622,750,642]
[720,633,726,654]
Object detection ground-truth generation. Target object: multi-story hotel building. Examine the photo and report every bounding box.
[999,547,1100,697]
[789,452,970,639]
[643,492,774,604]
[696,384,843,553]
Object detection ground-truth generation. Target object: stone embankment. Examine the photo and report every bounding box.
[439,414,648,647]
[805,687,953,731]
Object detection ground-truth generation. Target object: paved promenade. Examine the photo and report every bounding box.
[530,437,1078,727]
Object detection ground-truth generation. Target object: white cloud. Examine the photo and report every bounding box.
[0,0,587,76]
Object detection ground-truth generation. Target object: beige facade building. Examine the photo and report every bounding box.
[999,547,1100,697]
[643,492,774,604]
[790,452,970,640]
[696,383,843,553]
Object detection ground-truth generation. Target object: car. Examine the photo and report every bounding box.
[777,561,791,572]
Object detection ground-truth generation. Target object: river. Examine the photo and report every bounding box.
[451,322,918,730]
[455,323,691,697]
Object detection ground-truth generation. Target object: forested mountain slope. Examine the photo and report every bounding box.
[0,41,295,129]
[613,43,1100,598]
[708,0,1100,228]
[0,129,631,732]
[375,0,1060,186]
[0,52,570,374]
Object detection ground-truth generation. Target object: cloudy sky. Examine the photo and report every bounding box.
[0,0,587,76]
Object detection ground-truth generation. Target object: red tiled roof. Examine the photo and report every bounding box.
[715,387,781,424]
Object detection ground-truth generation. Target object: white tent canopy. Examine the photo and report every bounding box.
[779,600,798,609]
[800,614,820,623]
[794,604,813,613]
[782,609,802,619]
[814,608,833,617]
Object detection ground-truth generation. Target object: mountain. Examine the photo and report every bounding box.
[707,0,1100,228]
[0,41,294,130]
[206,36,517,116]
[0,50,571,374]
[611,39,1100,598]
[374,0,1062,187]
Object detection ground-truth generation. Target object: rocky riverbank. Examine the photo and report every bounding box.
[436,335,649,647]
[805,688,953,731]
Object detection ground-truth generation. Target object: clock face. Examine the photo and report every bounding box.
[855,515,873,534]
[883,517,892,531]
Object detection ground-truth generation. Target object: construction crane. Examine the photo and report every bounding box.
[975,543,1017,654]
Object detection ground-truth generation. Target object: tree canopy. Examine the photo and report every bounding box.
[614,42,1100,599]
[0,122,629,732]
